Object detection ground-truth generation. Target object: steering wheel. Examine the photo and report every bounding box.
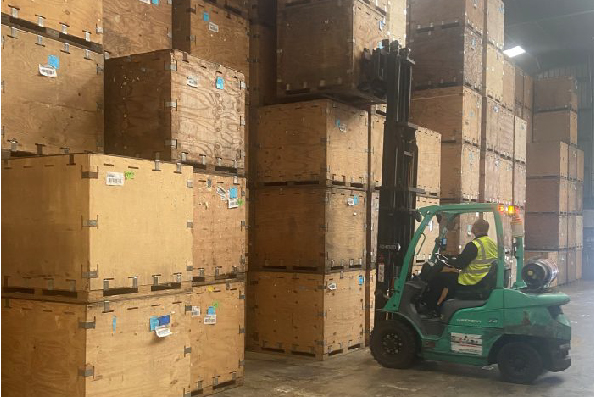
[435,253,454,268]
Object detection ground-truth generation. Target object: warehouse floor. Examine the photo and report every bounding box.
[221,281,593,397]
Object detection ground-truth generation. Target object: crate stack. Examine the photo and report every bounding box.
[525,76,583,285]
[2,0,249,395]
[246,0,406,358]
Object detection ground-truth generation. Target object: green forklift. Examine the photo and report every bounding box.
[362,41,571,384]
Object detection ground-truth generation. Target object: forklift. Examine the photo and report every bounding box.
[363,41,572,384]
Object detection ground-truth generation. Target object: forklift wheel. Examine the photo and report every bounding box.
[497,342,544,384]
[370,320,417,369]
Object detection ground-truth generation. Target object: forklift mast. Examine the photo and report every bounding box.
[363,40,420,325]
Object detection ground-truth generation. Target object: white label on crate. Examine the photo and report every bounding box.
[106,172,124,186]
[378,263,385,283]
[228,198,238,209]
[139,0,151,4]
[191,306,201,317]
[155,325,172,338]
[327,282,337,291]
[187,76,199,88]
[208,22,219,33]
[38,65,57,78]
[204,314,216,324]
[450,332,482,355]
[216,186,227,200]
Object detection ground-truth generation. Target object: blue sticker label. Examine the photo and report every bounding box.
[48,55,59,69]
[149,316,160,331]
[215,76,225,89]
[207,306,216,315]
[203,11,209,21]
[152,0,159,3]
[159,315,171,326]
[354,195,359,205]
[358,275,364,286]
[229,187,238,199]
[112,316,117,332]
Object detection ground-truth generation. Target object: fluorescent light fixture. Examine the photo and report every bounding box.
[503,46,526,58]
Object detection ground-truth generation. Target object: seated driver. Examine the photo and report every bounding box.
[425,219,498,315]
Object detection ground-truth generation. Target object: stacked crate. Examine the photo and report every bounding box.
[526,76,583,285]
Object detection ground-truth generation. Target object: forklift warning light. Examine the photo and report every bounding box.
[498,204,519,216]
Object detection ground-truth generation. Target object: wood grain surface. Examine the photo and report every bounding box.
[441,142,480,200]
[483,43,504,102]
[513,116,527,163]
[409,0,484,34]
[533,110,578,145]
[526,177,568,213]
[513,161,526,207]
[484,0,504,49]
[525,213,568,249]
[526,141,568,178]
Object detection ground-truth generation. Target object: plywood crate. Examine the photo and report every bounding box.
[276,0,387,102]
[524,74,533,110]
[482,97,499,151]
[514,116,527,163]
[480,150,500,203]
[566,248,577,283]
[409,25,482,92]
[249,0,276,26]
[484,0,504,50]
[370,191,379,265]
[502,58,515,110]
[513,161,526,207]
[483,43,504,103]
[440,210,480,255]
[193,173,247,282]
[1,25,104,156]
[498,157,513,204]
[256,100,368,187]
[525,250,566,286]
[411,86,482,146]
[173,0,250,79]
[534,76,578,112]
[1,154,193,301]
[105,49,246,171]
[365,269,376,345]
[526,142,569,178]
[576,248,583,280]
[441,142,481,200]
[577,148,584,182]
[514,66,525,106]
[498,106,514,159]
[533,110,578,145]
[525,213,568,249]
[2,292,192,397]
[253,187,366,273]
[408,0,484,34]
[568,180,579,213]
[415,127,442,195]
[190,281,245,395]
[526,177,568,214]
[1,0,102,45]
[386,0,407,44]
[567,215,581,248]
[414,196,441,261]
[369,113,384,188]
[249,23,276,107]
[246,270,365,359]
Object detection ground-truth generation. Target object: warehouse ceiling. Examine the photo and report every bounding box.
[503,0,594,75]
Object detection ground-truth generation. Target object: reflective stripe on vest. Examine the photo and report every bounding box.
[458,236,498,286]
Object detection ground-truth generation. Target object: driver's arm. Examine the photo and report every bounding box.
[450,242,478,270]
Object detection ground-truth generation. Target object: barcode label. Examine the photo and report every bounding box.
[208,22,219,33]
[106,172,124,186]
[204,314,216,325]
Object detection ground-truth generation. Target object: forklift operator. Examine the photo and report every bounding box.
[426,219,498,313]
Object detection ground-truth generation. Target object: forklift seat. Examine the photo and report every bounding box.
[440,299,487,323]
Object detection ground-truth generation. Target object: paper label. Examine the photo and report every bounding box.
[347,195,359,206]
[358,275,364,286]
[229,187,238,199]
[38,65,57,78]
[155,325,172,337]
[139,0,150,4]
[106,171,124,186]
[191,306,201,317]
[451,332,482,355]
[204,314,216,324]
[228,198,238,209]
[48,55,59,69]
[151,0,159,4]
[203,11,209,21]
[327,282,337,291]
[216,186,227,200]
[215,76,225,89]
[208,22,219,33]
[187,76,199,88]
[335,119,347,132]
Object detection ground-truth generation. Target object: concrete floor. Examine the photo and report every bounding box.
[222,281,593,397]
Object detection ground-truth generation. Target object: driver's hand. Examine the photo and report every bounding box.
[441,266,459,273]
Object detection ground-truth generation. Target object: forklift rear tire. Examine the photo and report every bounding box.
[497,342,544,384]
[370,320,417,369]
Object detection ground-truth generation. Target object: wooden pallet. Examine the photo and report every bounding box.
[191,377,244,396]
[249,340,364,361]
[192,272,246,286]
[256,179,366,190]
[188,161,246,177]
[254,261,365,274]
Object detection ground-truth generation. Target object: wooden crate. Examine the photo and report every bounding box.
[524,74,533,110]
[252,187,367,273]
[484,210,513,251]
[525,250,565,286]
[365,269,376,345]
[416,127,442,196]
[514,66,525,106]
[370,191,379,265]
[482,97,499,151]
[534,76,578,112]
[513,161,526,207]
[411,86,482,146]
[414,196,441,260]
[173,0,250,79]
[193,173,247,282]
[526,177,568,214]
[566,248,577,283]
[498,106,514,159]
[483,43,504,102]
[576,248,583,280]
[568,215,579,248]
[276,0,387,103]
[441,211,480,255]
[525,213,568,249]
[249,23,276,107]
[246,271,365,360]
[526,142,569,178]
[370,113,384,188]
[105,49,246,171]
[568,180,579,213]
[480,150,499,203]
[1,0,102,45]
[408,0,484,34]
[533,110,578,145]
[387,0,407,44]
[190,281,245,395]
[2,292,192,397]
[256,100,368,187]
[1,154,193,301]
[409,25,482,92]
[514,116,527,163]
[441,142,481,200]
[484,0,504,50]
[577,148,584,182]
[502,58,515,110]
[103,0,172,59]
[1,25,104,156]
[498,157,513,204]
[568,145,578,181]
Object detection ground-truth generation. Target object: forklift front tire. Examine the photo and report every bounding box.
[497,341,544,384]
[370,320,417,369]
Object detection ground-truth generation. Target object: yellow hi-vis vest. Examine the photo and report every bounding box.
[458,236,498,286]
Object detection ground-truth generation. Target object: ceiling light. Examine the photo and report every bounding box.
[503,46,526,58]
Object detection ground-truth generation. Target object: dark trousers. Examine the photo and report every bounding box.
[424,272,459,311]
